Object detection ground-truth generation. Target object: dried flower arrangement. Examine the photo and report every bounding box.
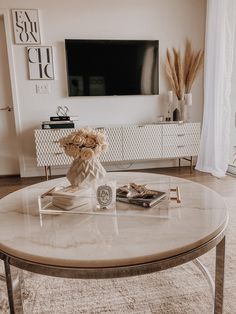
[165,39,204,100]
[59,128,108,160]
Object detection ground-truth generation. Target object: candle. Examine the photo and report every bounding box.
[168,90,173,104]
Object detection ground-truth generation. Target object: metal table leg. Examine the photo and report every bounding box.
[193,258,215,299]
[4,258,23,314]
[214,236,225,314]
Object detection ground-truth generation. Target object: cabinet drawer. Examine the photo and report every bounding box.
[163,145,199,158]
[163,133,200,147]
[36,152,72,166]
[35,141,64,154]
[34,129,75,142]
[163,123,200,136]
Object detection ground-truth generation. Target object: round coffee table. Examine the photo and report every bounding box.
[0,172,228,314]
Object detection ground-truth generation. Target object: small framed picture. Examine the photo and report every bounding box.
[12,9,41,44]
[27,46,54,80]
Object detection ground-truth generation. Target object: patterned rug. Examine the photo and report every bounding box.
[0,196,235,313]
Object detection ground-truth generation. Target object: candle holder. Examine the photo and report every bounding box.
[166,91,173,121]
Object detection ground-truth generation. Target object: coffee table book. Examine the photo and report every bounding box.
[116,191,167,208]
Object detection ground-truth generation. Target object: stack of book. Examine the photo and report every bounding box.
[41,116,78,129]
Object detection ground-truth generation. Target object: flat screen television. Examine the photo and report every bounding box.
[65,39,159,96]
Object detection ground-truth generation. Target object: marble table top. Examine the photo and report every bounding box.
[0,172,228,268]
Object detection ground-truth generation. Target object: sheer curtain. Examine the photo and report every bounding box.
[195,0,236,177]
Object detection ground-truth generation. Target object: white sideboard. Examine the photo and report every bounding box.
[34,122,201,178]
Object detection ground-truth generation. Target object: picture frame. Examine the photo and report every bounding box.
[27,46,54,80]
[12,9,41,44]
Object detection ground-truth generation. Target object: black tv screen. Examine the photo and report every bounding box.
[65,39,159,96]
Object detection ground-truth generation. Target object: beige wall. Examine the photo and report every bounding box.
[1,0,206,176]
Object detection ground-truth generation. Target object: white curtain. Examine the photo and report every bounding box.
[195,0,236,177]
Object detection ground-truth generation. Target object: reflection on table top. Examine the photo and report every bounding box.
[0,172,228,268]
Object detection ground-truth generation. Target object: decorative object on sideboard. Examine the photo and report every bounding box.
[41,106,80,129]
[41,119,74,129]
[55,105,80,126]
[12,9,41,44]
[165,39,204,122]
[173,102,181,121]
[27,46,54,80]
[183,39,203,120]
[165,47,184,121]
[59,128,108,188]
[157,115,164,123]
[56,105,69,117]
[184,92,192,106]
[183,39,204,96]
[166,90,173,121]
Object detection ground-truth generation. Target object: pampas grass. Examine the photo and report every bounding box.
[165,39,204,99]
[184,39,204,93]
[166,48,184,100]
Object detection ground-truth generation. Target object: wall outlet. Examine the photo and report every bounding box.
[36,83,51,94]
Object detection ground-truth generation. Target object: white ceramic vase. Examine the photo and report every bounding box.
[67,157,106,188]
[180,101,188,122]
[184,93,193,106]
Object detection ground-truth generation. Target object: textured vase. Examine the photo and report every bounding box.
[67,157,106,188]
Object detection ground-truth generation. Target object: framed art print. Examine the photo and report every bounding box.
[27,46,54,80]
[12,9,41,44]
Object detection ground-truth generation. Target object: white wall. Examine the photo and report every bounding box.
[1,0,206,177]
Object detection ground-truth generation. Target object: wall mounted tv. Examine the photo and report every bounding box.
[65,39,159,96]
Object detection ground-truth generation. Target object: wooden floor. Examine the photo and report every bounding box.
[0,166,234,199]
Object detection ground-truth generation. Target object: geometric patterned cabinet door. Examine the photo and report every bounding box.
[123,125,162,161]
[99,127,123,162]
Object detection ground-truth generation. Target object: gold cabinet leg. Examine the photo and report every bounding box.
[190,156,193,173]
[44,166,48,180]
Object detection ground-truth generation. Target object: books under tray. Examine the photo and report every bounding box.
[116,183,167,208]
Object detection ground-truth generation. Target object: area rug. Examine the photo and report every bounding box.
[0,194,235,313]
